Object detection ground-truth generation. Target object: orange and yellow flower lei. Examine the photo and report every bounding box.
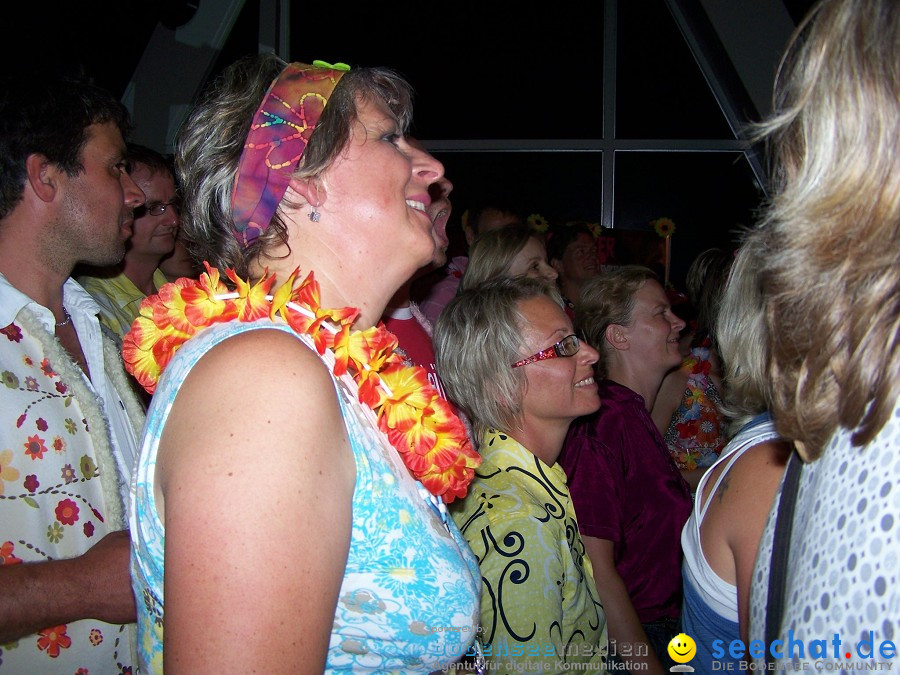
[122,263,480,503]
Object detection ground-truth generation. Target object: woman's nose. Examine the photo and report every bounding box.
[580,340,600,366]
[411,144,444,185]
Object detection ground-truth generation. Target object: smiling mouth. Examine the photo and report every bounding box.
[574,376,595,388]
[406,199,427,212]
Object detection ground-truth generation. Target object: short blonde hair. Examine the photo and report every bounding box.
[434,277,562,444]
[748,0,900,459]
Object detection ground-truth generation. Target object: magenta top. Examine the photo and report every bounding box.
[559,379,692,623]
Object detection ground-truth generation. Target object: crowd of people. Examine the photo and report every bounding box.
[0,0,895,672]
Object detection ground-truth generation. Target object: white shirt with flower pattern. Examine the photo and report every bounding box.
[0,274,141,673]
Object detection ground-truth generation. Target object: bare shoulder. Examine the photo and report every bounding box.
[700,438,792,588]
[705,438,790,497]
[157,327,355,670]
[157,327,355,496]
[710,438,792,539]
[188,325,334,389]
[725,438,791,485]
[651,366,689,432]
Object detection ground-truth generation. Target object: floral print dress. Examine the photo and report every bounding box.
[665,340,728,470]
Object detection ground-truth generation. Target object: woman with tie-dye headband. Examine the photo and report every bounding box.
[125,53,481,672]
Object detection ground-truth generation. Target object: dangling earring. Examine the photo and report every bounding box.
[308,200,321,222]
[307,180,322,222]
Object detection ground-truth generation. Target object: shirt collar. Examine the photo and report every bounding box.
[0,273,101,329]
[480,428,569,488]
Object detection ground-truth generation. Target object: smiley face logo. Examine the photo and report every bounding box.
[668,633,697,664]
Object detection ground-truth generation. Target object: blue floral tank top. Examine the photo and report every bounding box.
[130,320,481,672]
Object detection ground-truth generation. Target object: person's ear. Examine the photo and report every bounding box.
[605,323,629,351]
[287,177,327,211]
[550,258,564,276]
[464,224,476,248]
[25,154,58,203]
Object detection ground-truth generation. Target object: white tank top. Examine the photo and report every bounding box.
[681,417,780,620]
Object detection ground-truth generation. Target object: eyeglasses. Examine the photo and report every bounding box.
[136,200,180,218]
[512,334,580,368]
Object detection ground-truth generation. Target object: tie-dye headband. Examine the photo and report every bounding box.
[231,61,348,247]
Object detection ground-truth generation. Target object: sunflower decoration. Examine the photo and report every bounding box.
[527,213,549,233]
[652,217,676,238]
[586,222,603,239]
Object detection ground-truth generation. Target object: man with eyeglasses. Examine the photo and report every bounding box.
[79,143,180,344]
[547,222,601,320]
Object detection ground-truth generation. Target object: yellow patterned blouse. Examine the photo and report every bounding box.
[451,429,609,671]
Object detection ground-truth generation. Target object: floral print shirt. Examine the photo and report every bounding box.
[131,320,481,673]
[451,429,608,671]
[0,275,142,673]
[664,340,728,470]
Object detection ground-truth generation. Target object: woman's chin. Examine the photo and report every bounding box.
[573,387,602,416]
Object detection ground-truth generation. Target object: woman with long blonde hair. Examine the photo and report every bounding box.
[742,0,900,658]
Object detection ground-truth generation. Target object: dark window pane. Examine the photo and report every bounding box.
[431,151,604,258]
[293,7,604,140]
[617,0,733,139]
[613,151,763,288]
[208,0,260,83]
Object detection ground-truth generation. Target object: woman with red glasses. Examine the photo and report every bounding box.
[559,265,692,674]
[434,276,608,672]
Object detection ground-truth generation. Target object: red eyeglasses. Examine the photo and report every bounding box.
[512,334,581,368]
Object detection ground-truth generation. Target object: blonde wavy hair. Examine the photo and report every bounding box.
[715,238,772,434]
[748,0,900,459]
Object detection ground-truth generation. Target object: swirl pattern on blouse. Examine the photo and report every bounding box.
[451,429,608,670]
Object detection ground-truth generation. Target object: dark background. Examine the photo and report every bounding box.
[7,0,819,291]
